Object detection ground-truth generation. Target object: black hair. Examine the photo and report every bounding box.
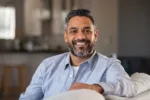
[64,9,96,29]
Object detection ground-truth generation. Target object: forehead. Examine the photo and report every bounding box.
[67,16,94,29]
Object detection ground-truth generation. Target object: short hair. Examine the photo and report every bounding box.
[64,9,96,30]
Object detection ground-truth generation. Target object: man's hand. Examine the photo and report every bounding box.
[69,82,104,93]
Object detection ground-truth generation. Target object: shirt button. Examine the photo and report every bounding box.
[69,74,73,78]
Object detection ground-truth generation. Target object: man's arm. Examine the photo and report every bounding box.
[97,59,136,97]
[69,82,104,93]
[19,62,45,100]
[69,59,136,97]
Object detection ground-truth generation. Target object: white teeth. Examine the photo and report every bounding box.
[76,42,86,46]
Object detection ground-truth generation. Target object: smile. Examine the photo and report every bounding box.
[75,42,87,46]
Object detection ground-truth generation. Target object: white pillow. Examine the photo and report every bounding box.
[105,72,150,100]
[130,72,150,94]
[104,95,127,100]
[45,89,105,100]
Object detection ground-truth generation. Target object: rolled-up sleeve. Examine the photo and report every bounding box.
[19,62,45,100]
[96,59,136,97]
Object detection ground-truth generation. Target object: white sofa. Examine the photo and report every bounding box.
[45,73,150,100]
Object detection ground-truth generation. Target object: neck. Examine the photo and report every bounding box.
[70,51,94,66]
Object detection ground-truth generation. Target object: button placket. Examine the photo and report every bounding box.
[69,74,73,78]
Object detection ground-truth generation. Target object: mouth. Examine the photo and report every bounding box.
[75,42,87,46]
[73,39,90,47]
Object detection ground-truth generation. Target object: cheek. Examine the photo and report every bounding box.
[87,35,94,41]
[91,34,97,41]
[69,37,74,42]
[89,37,96,44]
[64,34,74,44]
[66,38,72,44]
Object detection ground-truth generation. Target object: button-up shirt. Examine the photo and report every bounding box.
[19,52,136,100]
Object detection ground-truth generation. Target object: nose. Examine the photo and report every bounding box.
[76,31,86,40]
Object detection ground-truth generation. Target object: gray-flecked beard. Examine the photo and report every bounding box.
[68,39,94,57]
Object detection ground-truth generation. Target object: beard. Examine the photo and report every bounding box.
[67,39,94,57]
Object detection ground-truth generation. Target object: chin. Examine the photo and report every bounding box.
[73,51,89,57]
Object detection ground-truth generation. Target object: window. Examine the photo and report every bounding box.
[0,6,15,39]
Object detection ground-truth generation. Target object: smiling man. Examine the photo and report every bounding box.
[19,9,136,100]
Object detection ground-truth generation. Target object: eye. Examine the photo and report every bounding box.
[70,29,77,34]
[83,29,91,34]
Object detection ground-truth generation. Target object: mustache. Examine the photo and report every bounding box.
[72,39,90,44]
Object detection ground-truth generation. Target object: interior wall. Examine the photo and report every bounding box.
[81,0,118,56]
[118,0,150,57]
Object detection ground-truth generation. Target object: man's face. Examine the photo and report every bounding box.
[64,16,98,57]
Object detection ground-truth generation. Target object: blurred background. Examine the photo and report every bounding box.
[0,0,149,99]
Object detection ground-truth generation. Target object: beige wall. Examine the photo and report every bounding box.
[24,0,42,36]
[80,0,118,56]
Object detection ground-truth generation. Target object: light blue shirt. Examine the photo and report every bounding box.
[19,52,136,100]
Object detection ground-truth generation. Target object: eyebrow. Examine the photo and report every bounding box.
[69,27,77,30]
[83,26,91,29]
[69,26,91,30]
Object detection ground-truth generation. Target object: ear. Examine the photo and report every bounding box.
[64,31,68,43]
[94,30,98,42]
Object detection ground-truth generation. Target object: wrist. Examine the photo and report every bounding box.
[91,84,104,93]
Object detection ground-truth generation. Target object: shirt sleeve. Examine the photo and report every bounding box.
[96,58,136,97]
[19,62,45,100]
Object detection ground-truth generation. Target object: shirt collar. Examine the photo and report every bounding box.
[64,52,71,69]
[64,51,97,70]
[87,50,97,70]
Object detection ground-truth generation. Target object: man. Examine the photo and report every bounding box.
[19,9,136,100]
